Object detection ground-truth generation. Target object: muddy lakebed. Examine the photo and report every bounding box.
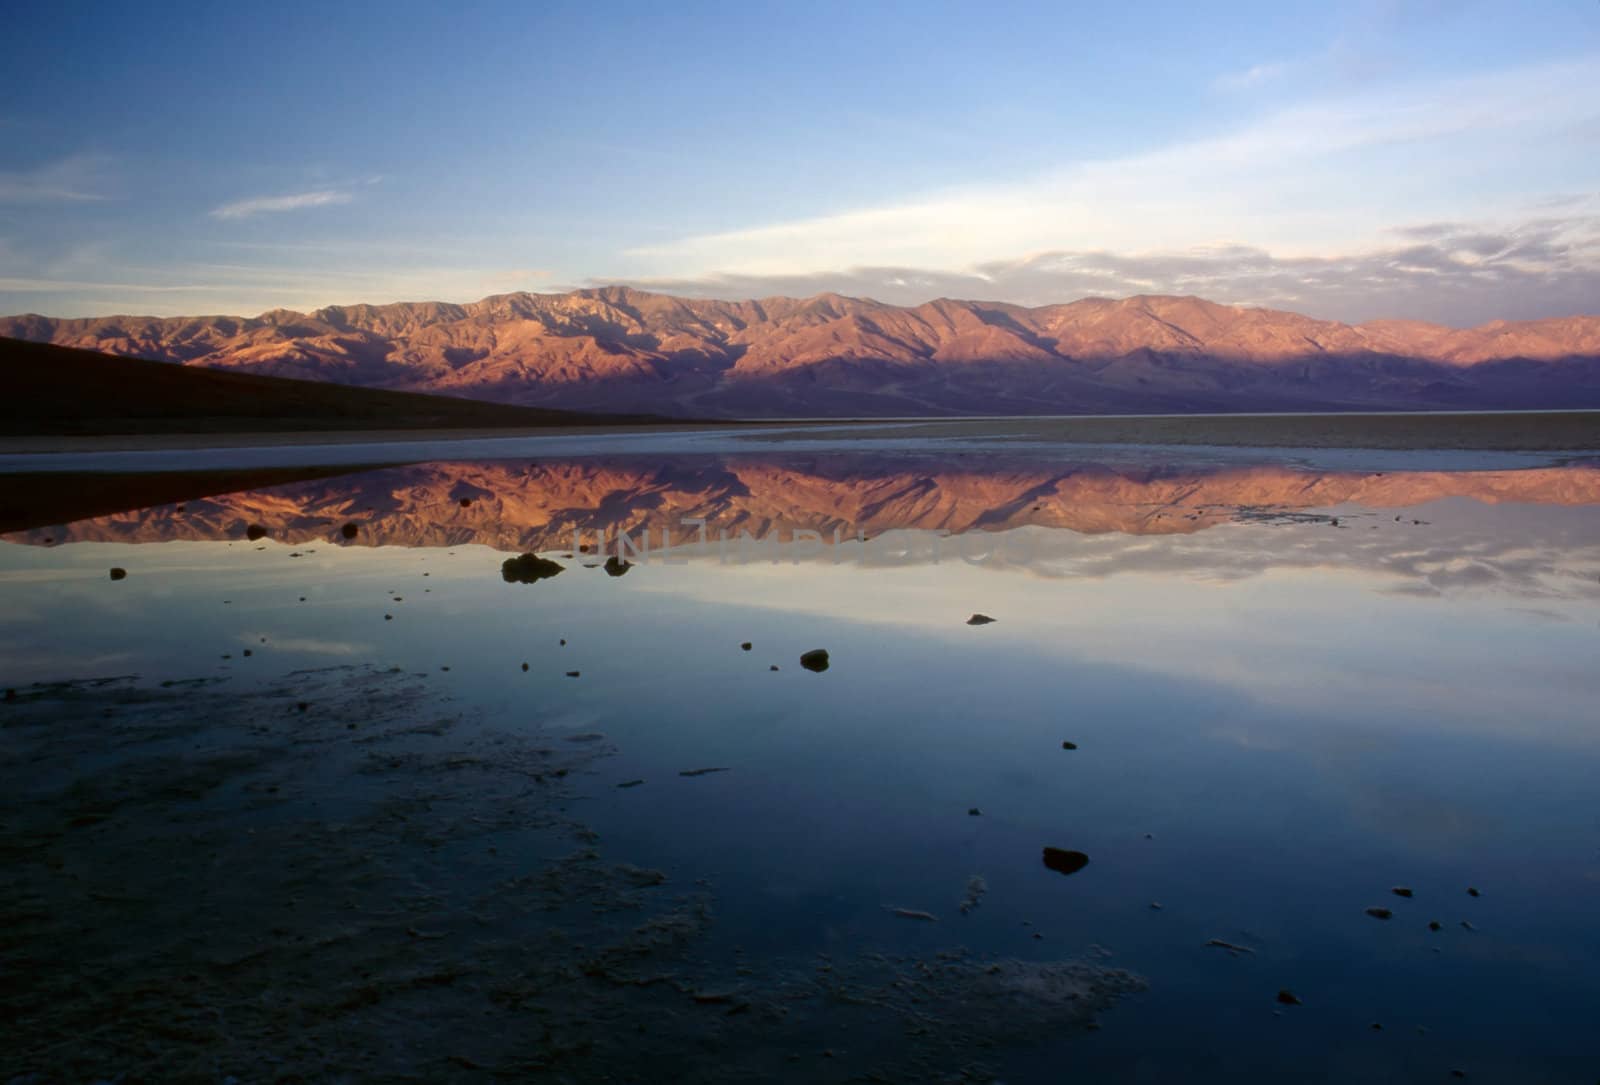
[3,437,1600,1083]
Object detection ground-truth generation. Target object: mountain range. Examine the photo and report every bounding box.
[7,288,1600,417]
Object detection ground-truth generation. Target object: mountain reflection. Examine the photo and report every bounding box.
[4,455,1600,601]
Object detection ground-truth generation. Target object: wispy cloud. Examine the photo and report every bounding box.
[1213,60,1290,92]
[603,203,1600,326]
[209,189,354,220]
[0,153,111,203]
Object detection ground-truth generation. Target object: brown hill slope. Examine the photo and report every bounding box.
[0,337,671,436]
[6,289,1600,417]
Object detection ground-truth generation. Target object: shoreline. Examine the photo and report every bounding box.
[0,411,1597,458]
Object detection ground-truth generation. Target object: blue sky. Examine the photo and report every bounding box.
[2,0,1597,323]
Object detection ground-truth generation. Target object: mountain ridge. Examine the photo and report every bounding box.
[7,288,1600,417]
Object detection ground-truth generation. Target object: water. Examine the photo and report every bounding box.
[3,443,1598,1082]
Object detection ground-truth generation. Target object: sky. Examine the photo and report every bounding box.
[2,0,1598,325]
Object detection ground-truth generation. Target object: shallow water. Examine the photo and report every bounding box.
[3,444,1599,1082]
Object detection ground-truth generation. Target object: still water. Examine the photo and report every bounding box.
[3,444,1598,1082]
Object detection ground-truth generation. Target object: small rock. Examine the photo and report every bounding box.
[604,556,632,577]
[521,662,529,672]
[385,614,393,621]
[565,670,580,678]
[245,524,268,541]
[799,649,830,673]
[966,613,996,625]
[1276,989,1303,1006]
[1450,1071,1466,1079]
[1460,920,1476,932]
[242,649,252,657]
[1149,902,1163,910]
[1428,920,1442,932]
[1366,907,1393,920]
[1061,740,1078,750]
[1371,1022,1383,1031]
[1467,887,1480,897]
[1041,847,1089,876]
[617,779,645,789]
[769,665,779,671]
[968,808,982,816]
[1392,886,1414,898]
[340,523,359,539]
[459,497,472,507]
[108,567,127,581]
[740,641,752,651]
[679,767,730,777]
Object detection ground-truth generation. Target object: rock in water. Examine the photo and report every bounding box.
[740,642,752,651]
[603,556,632,577]
[1392,886,1414,898]
[340,522,359,539]
[1276,989,1303,1006]
[1365,907,1393,920]
[108,567,127,581]
[245,524,268,541]
[967,613,996,626]
[1061,740,1078,750]
[501,554,564,584]
[799,649,830,673]
[1041,847,1090,876]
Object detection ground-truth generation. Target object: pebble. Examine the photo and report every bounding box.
[1391,886,1414,898]
[799,649,830,673]
[108,567,127,581]
[966,613,997,625]
[1276,989,1303,1006]
[1366,907,1393,920]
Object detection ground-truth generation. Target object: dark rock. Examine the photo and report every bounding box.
[245,524,268,541]
[617,779,645,788]
[1392,886,1414,898]
[108,567,127,581]
[1428,920,1442,931]
[769,665,779,671]
[384,614,393,621]
[968,808,982,816]
[340,522,359,539]
[799,649,830,673]
[966,613,996,625]
[559,638,566,646]
[740,642,752,651]
[1467,887,1480,897]
[242,649,252,657]
[680,767,730,777]
[603,556,632,577]
[459,497,472,507]
[565,670,580,678]
[1061,740,1078,750]
[1365,907,1393,920]
[1276,989,1303,1006]
[501,553,564,584]
[1041,847,1089,876]
[521,663,529,672]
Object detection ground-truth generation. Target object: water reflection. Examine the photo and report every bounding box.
[6,454,1600,604]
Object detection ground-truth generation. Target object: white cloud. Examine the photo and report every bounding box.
[621,57,1600,280]
[0,153,111,203]
[209,189,354,220]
